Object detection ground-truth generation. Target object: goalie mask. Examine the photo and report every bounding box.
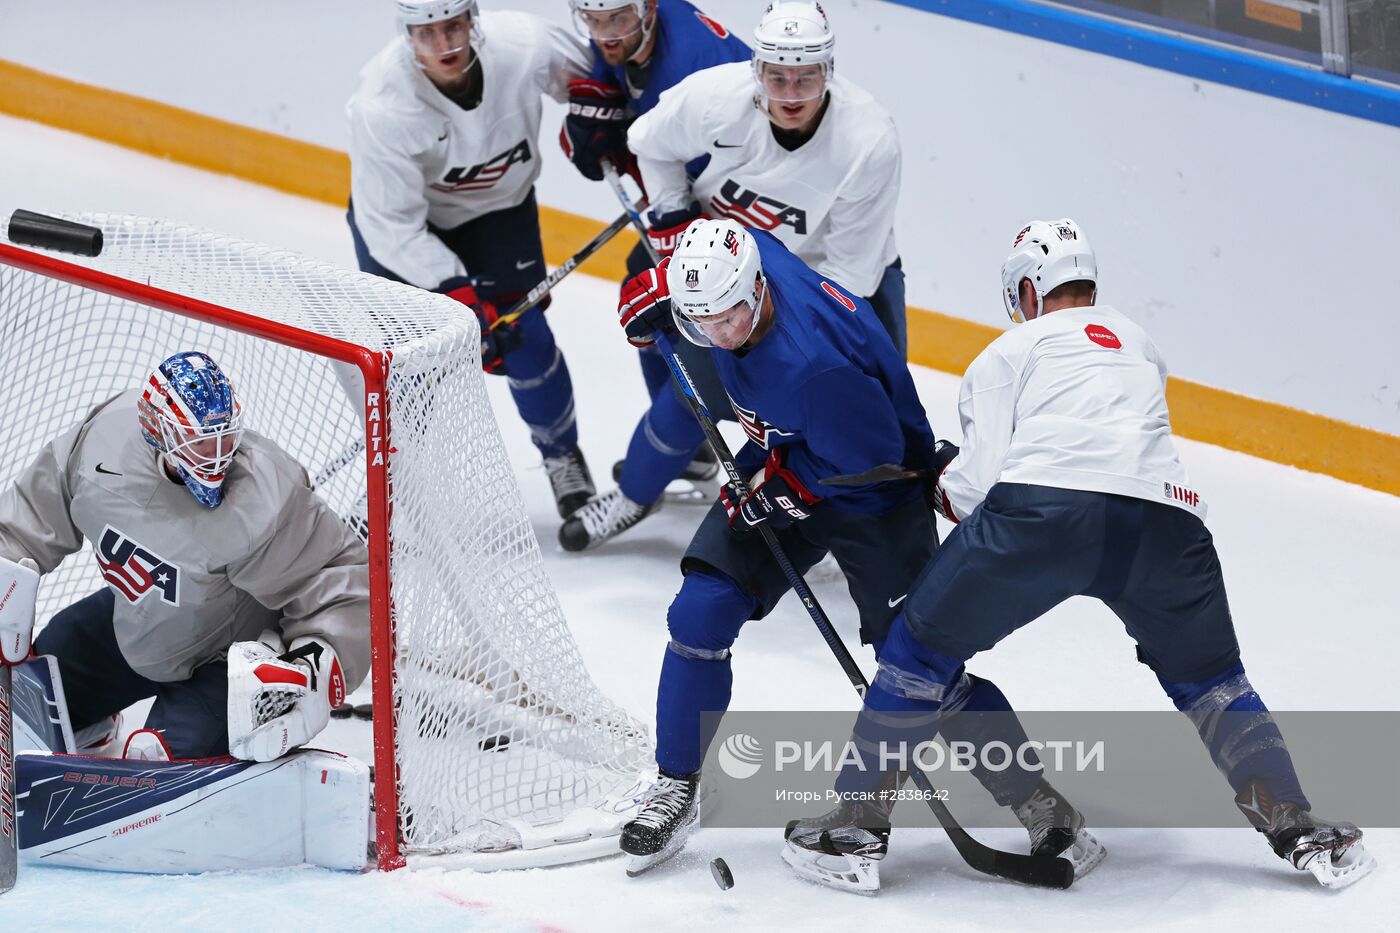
[667,219,768,351]
[138,351,243,509]
[1000,219,1098,324]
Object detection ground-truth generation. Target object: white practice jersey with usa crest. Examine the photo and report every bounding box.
[628,61,900,298]
[0,391,372,689]
[346,11,591,289]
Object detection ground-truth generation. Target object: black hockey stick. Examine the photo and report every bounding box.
[819,463,933,487]
[487,210,634,333]
[603,165,1073,890]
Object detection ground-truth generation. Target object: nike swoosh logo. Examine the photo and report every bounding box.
[887,594,908,608]
[515,259,537,270]
[95,462,122,476]
[713,139,742,149]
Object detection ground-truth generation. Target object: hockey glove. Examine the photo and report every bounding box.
[925,439,961,523]
[447,282,522,375]
[719,448,821,535]
[646,203,703,259]
[618,257,677,348]
[559,78,631,182]
[0,555,39,665]
[227,634,346,762]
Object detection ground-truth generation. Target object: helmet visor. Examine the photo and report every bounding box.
[407,13,473,65]
[675,278,766,350]
[574,5,644,41]
[755,62,828,103]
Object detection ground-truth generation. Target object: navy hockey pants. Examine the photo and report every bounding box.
[33,589,231,759]
[348,189,579,458]
[615,252,907,506]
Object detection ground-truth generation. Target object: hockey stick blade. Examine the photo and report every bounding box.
[819,464,932,487]
[1,664,17,894]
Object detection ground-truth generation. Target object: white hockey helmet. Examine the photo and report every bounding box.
[752,1,835,103]
[570,0,654,44]
[1000,219,1098,324]
[667,219,768,350]
[396,0,481,66]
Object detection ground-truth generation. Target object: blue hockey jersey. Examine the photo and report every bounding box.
[711,231,937,513]
[588,0,750,116]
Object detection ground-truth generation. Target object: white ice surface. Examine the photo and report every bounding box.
[0,114,1397,933]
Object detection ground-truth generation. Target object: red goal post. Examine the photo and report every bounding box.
[0,212,650,870]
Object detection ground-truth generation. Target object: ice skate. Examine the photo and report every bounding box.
[621,771,700,877]
[1236,780,1376,889]
[781,800,890,895]
[1013,778,1106,879]
[544,446,596,518]
[612,445,719,504]
[558,487,661,551]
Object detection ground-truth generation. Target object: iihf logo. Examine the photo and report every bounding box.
[95,525,181,607]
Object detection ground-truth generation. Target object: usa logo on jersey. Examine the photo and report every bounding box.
[729,397,795,449]
[95,526,181,607]
[708,180,808,236]
[432,139,532,193]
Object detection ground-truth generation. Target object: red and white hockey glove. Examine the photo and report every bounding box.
[618,257,675,348]
[446,281,521,375]
[925,439,961,523]
[645,204,702,259]
[559,78,631,182]
[0,554,39,665]
[227,633,345,762]
[719,448,821,535]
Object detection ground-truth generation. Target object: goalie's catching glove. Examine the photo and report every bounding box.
[719,447,821,535]
[227,634,345,762]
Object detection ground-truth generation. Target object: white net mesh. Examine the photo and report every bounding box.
[0,211,650,862]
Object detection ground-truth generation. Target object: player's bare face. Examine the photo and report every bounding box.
[760,64,827,132]
[409,14,475,88]
[578,7,646,65]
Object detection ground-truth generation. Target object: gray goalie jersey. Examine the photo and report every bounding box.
[0,390,371,689]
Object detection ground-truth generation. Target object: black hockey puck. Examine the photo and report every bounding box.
[710,857,734,890]
[8,209,103,256]
[330,703,355,719]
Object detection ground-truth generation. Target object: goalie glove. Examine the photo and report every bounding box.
[0,554,40,665]
[719,447,821,535]
[227,635,345,762]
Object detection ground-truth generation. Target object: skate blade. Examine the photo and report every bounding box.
[661,481,713,504]
[1306,841,1377,889]
[623,808,698,878]
[1062,828,1107,881]
[780,842,881,895]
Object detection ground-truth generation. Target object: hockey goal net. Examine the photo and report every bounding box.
[0,210,650,870]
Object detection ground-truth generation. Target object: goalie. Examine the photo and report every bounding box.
[0,350,369,764]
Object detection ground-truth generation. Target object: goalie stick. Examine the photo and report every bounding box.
[601,164,1073,890]
[2,664,16,895]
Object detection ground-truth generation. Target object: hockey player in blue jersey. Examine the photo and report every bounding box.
[786,219,1375,892]
[610,219,1098,881]
[557,0,749,551]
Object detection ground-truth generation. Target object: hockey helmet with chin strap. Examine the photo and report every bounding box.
[396,0,481,71]
[752,1,835,104]
[1000,219,1097,324]
[666,218,767,349]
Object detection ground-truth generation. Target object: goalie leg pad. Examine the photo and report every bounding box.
[16,748,368,872]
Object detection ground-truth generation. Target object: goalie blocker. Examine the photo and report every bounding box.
[15,748,369,872]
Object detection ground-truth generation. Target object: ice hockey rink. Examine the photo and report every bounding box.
[1,113,1397,933]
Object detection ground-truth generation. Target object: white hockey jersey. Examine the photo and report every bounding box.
[0,391,371,688]
[346,11,591,289]
[937,305,1205,523]
[628,61,900,298]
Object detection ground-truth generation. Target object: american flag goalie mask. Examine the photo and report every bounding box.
[137,351,243,509]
